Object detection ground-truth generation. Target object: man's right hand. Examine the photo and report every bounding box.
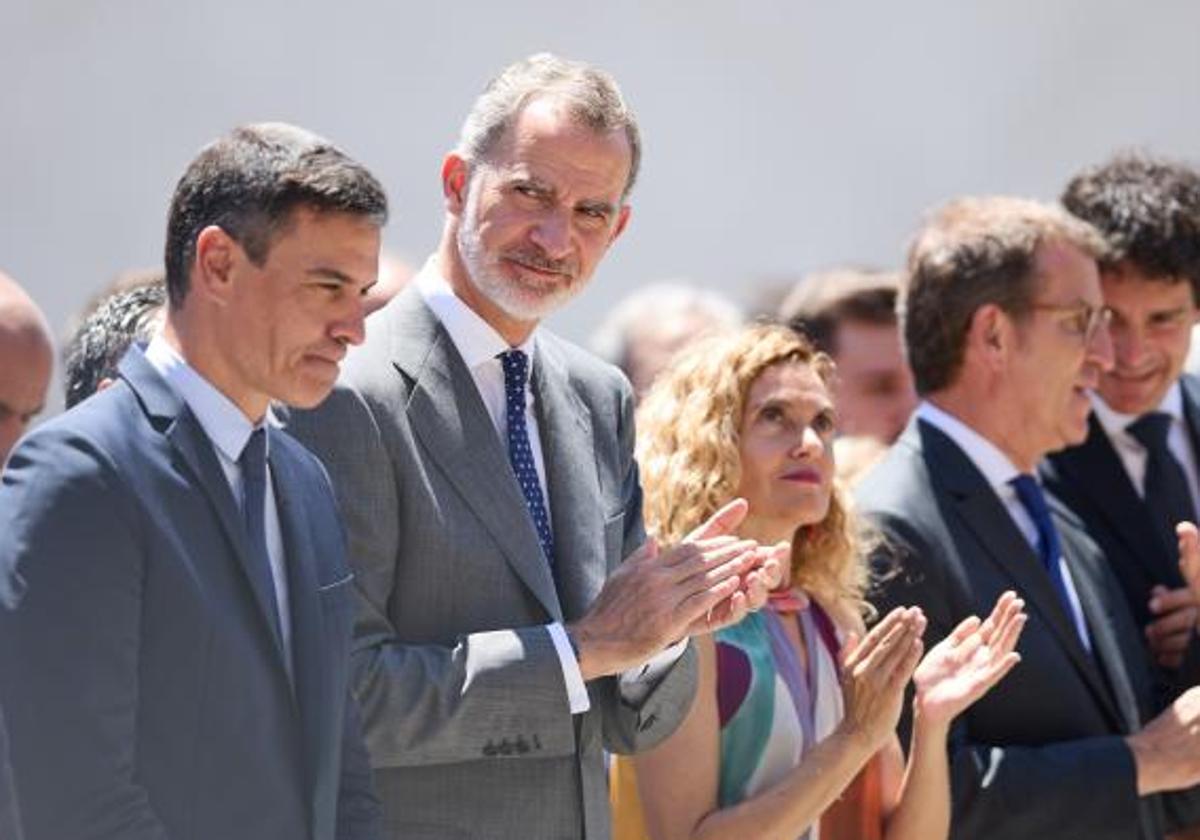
[1128,685,1200,795]
[567,499,770,681]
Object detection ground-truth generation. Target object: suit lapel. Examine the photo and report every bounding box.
[119,348,295,687]
[1053,503,1143,732]
[269,445,327,794]
[389,290,563,620]
[533,340,605,621]
[1055,414,1172,577]
[916,420,1123,725]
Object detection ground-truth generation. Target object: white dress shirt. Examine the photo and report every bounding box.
[145,336,293,669]
[417,266,683,712]
[1090,384,1200,518]
[918,401,1092,649]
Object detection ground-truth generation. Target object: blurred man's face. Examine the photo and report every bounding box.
[449,97,631,329]
[1096,263,1199,416]
[830,319,916,443]
[0,328,52,463]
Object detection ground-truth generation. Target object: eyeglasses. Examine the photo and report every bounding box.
[1030,301,1112,344]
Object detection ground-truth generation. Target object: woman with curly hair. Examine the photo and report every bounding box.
[611,324,1026,840]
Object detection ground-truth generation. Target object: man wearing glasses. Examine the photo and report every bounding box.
[858,195,1200,839]
[1044,154,1200,686]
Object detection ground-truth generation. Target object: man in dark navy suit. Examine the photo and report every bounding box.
[0,123,387,840]
[1044,153,1200,678]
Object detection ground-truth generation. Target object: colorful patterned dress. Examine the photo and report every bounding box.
[610,594,852,840]
[713,598,845,839]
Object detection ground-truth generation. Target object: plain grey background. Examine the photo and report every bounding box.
[4,0,1198,416]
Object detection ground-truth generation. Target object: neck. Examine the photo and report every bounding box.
[162,312,268,425]
[436,227,537,347]
[927,387,1040,473]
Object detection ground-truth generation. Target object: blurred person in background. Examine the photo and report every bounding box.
[590,281,743,402]
[64,278,166,408]
[780,268,916,445]
[613,324,1024,840]
[0,271,53,467]
[1044,153,1200,679]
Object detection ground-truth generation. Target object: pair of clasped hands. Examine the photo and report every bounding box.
[565,495,1025,739]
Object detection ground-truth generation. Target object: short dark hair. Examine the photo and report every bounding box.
[777,268,900,355]
[903,196,1109,395]
[164,122,388,309]
[1062,152,1200,301]
[65,280,166,408]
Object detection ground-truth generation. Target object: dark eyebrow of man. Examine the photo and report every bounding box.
[307,267,356,285]
[578,199,616,217]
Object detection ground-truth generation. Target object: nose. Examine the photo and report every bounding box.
[1087,317,1115,373]
[529,209,572,261]
[1110,321,1145,371]
[331,297,367,348]
[790,425,826,459]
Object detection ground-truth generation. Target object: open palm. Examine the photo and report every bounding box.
[913,591,1026,727]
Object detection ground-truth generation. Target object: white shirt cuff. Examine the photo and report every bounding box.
[546,622,591,715]
[618,637,688,704]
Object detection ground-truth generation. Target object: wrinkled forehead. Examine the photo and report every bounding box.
[482,98,633,199]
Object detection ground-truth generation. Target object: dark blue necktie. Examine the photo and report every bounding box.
[239,428,284,647]
[1127,411,1195,570]
[499,349,555,565]
[1010,473,1080,632]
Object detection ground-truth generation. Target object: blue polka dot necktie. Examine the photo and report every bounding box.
[499,349,555,565]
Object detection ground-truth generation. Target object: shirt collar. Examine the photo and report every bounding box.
[1090,381,1184,439]
[416,260,538,369]
[916,399,1025,488]
[144,334,275,463]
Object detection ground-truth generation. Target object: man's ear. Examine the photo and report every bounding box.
[442,153,470,214]
[192,225,239,306]
[967,304,1011,369]
[608,205,632,246]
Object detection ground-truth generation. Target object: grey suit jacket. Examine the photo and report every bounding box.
[858,417,1191,840]
[285,283,698,840]
[0,347,381,840]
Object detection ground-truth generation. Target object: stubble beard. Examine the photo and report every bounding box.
[455,181,585,323]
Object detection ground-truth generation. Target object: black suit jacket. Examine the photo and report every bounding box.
[1042,375,1200,659]
[858,417,1184,839]
[0,348,381,840]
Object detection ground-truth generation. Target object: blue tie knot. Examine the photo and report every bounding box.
[500,349,530,393]
[1010,473,1061,571]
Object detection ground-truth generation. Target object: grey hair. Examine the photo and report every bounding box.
[457,53,642,198]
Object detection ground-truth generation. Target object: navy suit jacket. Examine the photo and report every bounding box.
[0,348,381,840]
[858,417,1198,839]
[1042,375,1200,687]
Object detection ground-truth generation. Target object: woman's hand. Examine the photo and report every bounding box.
[837,606,927,753]
[912,591,1026,728]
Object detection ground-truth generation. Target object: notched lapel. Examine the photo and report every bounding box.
[394,306,562,621]
[119,347,297,691]
[269,446,329,800]
[918,421,1122,724]
[1055,415,1169,574]
[533,342,604,621]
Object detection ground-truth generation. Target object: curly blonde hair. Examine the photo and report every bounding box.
[636,323,868,613]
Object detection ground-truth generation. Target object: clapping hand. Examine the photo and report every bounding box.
[912,591,1026,727]
[1178,522,1200,616]
[837,607,927,752]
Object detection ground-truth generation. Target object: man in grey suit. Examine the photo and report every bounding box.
[0,123,388,840]
[285,54,782,839]
[858,195,1200,839]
